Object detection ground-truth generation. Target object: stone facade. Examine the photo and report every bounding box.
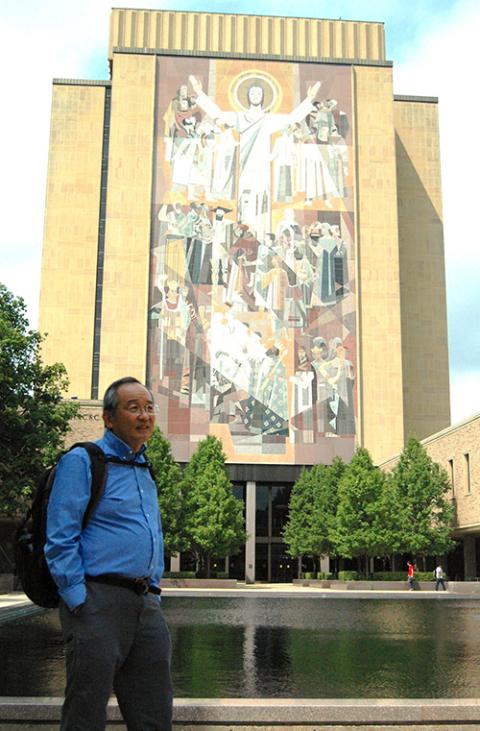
[39,8,450,469]
[381,414,480,578]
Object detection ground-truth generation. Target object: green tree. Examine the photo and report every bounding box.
[181,435,246,577]
[392,437,455,563]
[373,470,404,560]
[283,457,345,572]
[147,426,189,556]
[333,447,386,577]
[0,283,78,516]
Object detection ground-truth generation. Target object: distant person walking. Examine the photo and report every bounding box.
[434,565,447,591]
[407,560,415,591]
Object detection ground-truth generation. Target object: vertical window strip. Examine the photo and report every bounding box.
[465,453,471,493]
[193,14,199,51]
[280,17,285,57]
[118,10,125,47]
[181,13,187,50]
[304,21,310,58]
[91,86,111,399]
[448,458,455,495]
[218,16,224,52]
[353,23,359,59]
[230,15,236,53]
[155,13,162,48]
[206,14,211,52]
[143,11,150,48]
[130,11,137,48]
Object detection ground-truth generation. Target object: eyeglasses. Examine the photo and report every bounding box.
[125,404,157,415]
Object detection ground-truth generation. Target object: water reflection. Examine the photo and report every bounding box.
[2,598,480,697]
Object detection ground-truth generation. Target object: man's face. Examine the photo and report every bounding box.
[248,85,263,106]
[103,382,155,452]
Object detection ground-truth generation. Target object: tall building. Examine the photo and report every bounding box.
[39,8,450,580]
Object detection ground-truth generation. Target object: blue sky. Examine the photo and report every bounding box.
[1,0,479,424]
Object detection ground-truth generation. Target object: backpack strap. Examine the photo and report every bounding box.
[65,443,158,529]
[101,453,157,485]
[67,442,108,529]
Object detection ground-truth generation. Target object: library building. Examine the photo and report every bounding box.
[40,8,475,582]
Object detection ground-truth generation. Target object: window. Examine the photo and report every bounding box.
[255,484,269,537]
[464,453,471,494]
[448,459,454,495]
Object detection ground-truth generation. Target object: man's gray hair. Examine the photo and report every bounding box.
[103,376,145,414]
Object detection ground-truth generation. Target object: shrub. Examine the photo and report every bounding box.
[215,571,229,580]
[416,571,443,582]
[373,572,406,581]
[338,570,358,581]
[163,571,196,579]
[316,572,332,580]
[372,571,447,582]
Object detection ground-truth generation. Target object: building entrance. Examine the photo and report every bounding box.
[254,483,296,582]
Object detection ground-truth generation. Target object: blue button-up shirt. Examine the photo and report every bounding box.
[45,430,164,610]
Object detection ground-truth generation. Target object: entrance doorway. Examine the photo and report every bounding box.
[254,483,296,582]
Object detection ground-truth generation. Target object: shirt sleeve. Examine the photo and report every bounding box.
[45,450,92,610]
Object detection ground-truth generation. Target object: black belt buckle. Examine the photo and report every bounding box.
[134,578,149,595]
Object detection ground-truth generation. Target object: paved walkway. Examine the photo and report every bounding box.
[0,582,464,620]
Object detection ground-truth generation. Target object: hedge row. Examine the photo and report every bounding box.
[299,571,447,582]
[163,571,230,580]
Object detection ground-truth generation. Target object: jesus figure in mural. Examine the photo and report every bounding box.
[188,75,321,240]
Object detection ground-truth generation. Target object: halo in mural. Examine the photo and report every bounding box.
[228,70,283,113]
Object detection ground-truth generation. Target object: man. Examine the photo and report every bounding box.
[435,564,447,591]
[45,377,172,731]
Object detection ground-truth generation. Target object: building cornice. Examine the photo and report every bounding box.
[111,45,393,67]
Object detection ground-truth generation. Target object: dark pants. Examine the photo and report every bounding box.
[59,582,173,731]
[435,578,447,591]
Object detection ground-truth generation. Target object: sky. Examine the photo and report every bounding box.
[1,0,479,425]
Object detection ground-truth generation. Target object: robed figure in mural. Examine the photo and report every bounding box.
[188,75,321,240]
[149,59,356,461]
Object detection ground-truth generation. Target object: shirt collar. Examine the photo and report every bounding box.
[102,429,147,460]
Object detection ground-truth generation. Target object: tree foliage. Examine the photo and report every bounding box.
[180,435,246,576]
[147,426,189,555]
[332,447,386,575]
[284,457,344,568]
[392,437,455,558]
[373,471,404,557]
[0,284,78,516]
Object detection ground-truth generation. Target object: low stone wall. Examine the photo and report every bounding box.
[161,578,238,589]
[293,579,473,592]
[1,697,480,729]
[447,581,480,595]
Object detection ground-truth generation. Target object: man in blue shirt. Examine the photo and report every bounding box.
[46,376,172,731]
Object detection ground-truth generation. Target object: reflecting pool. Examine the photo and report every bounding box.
[1,597,480,697]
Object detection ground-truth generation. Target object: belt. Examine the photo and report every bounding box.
[85,574,161,596]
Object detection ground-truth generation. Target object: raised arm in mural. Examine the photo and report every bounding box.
[187,74,321,239]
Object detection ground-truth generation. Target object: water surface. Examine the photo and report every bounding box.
[1,597,479,697]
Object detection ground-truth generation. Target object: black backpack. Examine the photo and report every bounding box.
[14,442,111,608]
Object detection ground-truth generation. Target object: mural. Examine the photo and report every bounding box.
[147,57,356,463]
